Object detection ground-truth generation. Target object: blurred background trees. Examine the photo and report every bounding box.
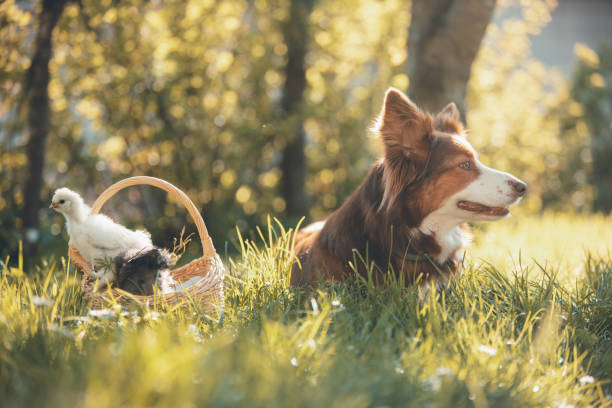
[570,46,612,212]
[21,0,71,261]
[407,0,497,115]
[280,0,315,218]
[1,0,610,265]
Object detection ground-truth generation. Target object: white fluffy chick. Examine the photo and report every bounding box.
[50,187,153,283]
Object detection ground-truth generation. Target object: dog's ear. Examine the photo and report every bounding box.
[435,102,464,134]
[375,88,433,210]
[376,88,432,149]
[439,102,460,122]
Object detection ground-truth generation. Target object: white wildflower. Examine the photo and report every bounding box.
[579,375,595,386]
[477,345,498,356]
[32,296,53,307]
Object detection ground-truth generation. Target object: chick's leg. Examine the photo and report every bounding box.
[89,261,115,288]
[97,268,115,285]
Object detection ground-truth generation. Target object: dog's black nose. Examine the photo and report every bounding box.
[511,180,527,196]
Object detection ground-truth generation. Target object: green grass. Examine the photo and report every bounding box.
[470,212,612,280]
[1,214,611,407]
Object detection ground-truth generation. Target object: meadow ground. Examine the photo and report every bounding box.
[1,213,611,407]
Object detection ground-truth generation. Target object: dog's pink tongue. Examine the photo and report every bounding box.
[457,200,509,216]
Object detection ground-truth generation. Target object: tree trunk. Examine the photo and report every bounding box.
[22,0,68,261]
[280,0,315,218]
[406,0,497,116]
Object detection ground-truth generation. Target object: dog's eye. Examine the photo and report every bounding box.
[59,199,65,204]
[459,161,472,170]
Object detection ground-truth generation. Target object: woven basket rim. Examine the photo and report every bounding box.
[67,176,225,307]
[91,176,215,257]
[78,251,225,303]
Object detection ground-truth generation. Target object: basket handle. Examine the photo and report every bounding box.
[91,176,215,258]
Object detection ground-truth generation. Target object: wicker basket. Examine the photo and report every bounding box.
[68,176,224,316]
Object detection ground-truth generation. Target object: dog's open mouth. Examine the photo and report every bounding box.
[457,200,509,217]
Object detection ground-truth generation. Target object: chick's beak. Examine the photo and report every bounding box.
[49,202,57,209]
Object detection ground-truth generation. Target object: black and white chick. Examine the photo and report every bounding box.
[114,247,177,295]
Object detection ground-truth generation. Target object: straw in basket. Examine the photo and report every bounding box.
[68,176,225,316]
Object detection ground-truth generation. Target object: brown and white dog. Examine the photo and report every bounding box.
[290,88,526,288]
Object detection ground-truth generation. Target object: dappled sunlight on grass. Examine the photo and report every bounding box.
[1,214,611,407]
[469,212,612,282]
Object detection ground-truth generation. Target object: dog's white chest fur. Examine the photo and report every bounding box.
[418,215,465,263]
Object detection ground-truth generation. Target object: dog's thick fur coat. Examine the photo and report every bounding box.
[291,88,526,287]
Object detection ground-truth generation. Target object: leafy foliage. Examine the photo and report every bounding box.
[0,0,609,264]
[565,45,612,212]
[468,0,566,214]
